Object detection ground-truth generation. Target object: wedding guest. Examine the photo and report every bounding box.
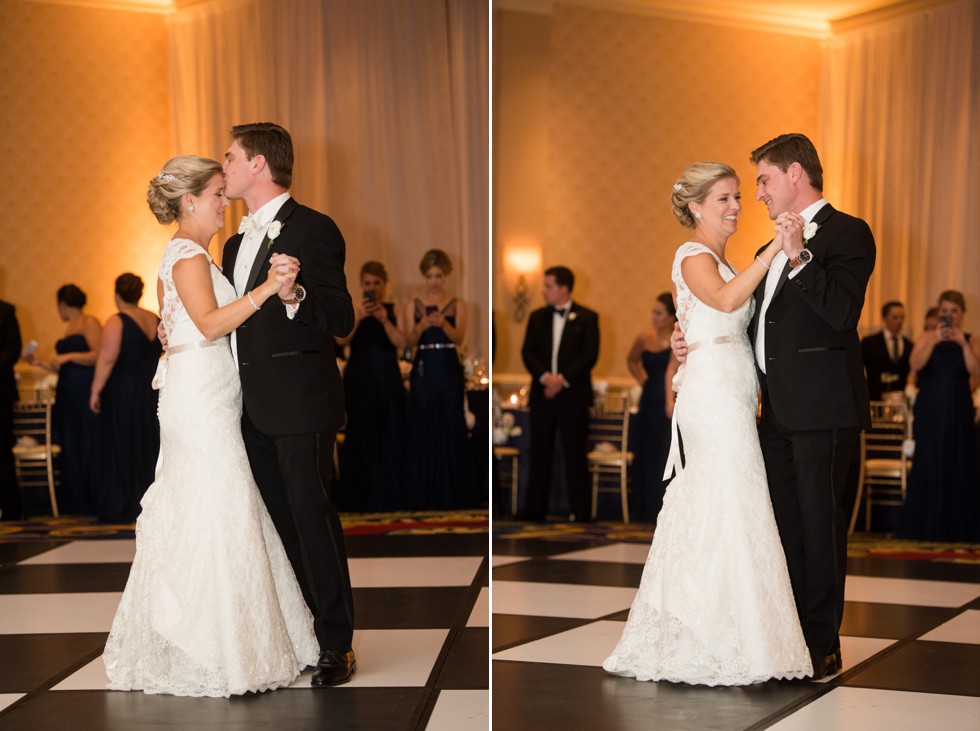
[89,274,163,523]
[626,292,677,523]
[0,300,22,521]
[404,249,476,508]
[900,290,980,541]
[861,301,913,401]
[923,306,940,333]
[520,266,600,522]
[335,261,408,512]
[27,284,101,514]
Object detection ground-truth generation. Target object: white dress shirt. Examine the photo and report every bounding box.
[231,192,291,366]
[755,198,828,373]
[550,301,572,376]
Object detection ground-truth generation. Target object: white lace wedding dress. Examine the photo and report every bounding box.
[102,239,319,698]
[602,242,812,685]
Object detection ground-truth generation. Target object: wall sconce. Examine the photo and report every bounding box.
[503,239,542,323]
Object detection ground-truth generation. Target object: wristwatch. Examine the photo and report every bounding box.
[281,285,306,305]
[790,248,812,268]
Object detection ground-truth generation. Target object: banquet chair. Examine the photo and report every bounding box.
[12,390,61,517]
[494,446,520,515]
[588,389,634,523]
[848,399,912,534]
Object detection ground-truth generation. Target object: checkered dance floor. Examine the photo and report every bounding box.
[492,526,980,730]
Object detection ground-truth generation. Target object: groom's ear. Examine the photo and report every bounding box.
[249,153,267,176]
[788,161,804,185]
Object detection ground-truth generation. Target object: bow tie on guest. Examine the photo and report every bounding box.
[552,306,569,317]
[238,213,260,235]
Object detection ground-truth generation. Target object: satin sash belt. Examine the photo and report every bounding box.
[662,334,735,481]
[151,337,227,390]
[418,343,457,350]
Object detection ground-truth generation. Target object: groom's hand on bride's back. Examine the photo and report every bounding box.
[671,322,688,363]
[157,320,168,352]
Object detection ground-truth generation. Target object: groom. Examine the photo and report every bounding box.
[675,133,875,679]
[221,123,357,686]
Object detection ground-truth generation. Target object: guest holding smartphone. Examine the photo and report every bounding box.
[403,249,477,509]
[900,290,980,541]
[334,262,408,511]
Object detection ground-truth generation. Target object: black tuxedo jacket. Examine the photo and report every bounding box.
[222,198,354,435]
[0,301,21,405]
[521,303,600,409]
[749,203,876,432]
[861,331,912,401]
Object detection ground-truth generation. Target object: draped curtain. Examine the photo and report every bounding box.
[167,0,488,356]
[823,0,980,334]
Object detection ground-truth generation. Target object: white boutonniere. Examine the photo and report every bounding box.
[568,311,578,321]
[803,222,819,244]
[266,221,284,249]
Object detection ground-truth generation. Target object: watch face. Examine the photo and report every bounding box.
[798,248,813,264]
[293,285,306,302]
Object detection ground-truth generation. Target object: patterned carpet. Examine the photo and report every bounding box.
[0,510,489,542]
[493,519,980,563]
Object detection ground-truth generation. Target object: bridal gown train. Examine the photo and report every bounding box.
[603,242,812,685]
[102,239,319,698]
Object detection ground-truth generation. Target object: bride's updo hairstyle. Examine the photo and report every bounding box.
[671,161,739,229]
[147,155,223,225]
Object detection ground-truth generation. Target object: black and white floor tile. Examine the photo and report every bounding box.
[0,531,488,730]
[492,534,980,730]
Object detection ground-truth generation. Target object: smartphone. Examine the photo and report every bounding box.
[23,339,38,358]
[363,290,376,303]
[939,315,953,329]
[425,305,438,316]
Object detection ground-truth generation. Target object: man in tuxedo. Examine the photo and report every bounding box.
[861,301,913,400]
[221,123,357,686]
[520,266,600,522]
[0,300,22,521]
[747,133,876,679]
[673,133,875,679]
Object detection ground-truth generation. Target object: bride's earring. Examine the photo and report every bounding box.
[187,204,196,212]
[694,212,703,220]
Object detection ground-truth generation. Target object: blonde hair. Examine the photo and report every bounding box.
[671,161,739,229]
[147,155,223,225]
[419,248,453,276]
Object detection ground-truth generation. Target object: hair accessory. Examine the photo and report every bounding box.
[673,182,682,192]
[694,212,703,220]
[157,172,177,182]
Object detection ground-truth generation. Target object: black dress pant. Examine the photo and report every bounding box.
[242,407,354,651]
[525,392,591,521]
[0,405,22,520]
[759,383,857,657]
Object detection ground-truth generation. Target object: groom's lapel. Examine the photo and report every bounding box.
[244,198,298,293]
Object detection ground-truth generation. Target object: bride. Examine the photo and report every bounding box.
[102,155,319,697]
[603,161,812,685]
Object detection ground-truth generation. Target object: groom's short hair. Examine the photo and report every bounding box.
[750,133,824,192]
[231,123,293,189]
[545,266,574,292]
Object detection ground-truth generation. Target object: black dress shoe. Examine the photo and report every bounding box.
[809,649,842,680]
[311,649,356,687]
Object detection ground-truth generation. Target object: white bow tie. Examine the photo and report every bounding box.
[238,213,260,235]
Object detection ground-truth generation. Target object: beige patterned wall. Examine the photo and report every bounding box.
[494,4,823,379]
[0,1,171,355]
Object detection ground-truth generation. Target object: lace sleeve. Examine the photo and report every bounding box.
[671,242,717,333]
[159,239,212,336]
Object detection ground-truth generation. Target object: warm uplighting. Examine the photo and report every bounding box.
[502,238,542,322]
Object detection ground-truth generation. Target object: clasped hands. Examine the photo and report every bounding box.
[268,253,300,301]
[773,211,806,259]
[541,372,566,399]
